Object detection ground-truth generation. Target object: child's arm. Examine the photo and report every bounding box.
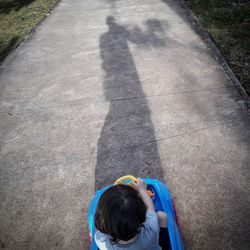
[133,178,155,211]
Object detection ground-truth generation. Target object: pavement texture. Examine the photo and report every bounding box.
[0,0,250,249]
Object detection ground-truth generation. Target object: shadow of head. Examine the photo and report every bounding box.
[106,16,116,26]
[143,18,166,47]
[146,19,164,32]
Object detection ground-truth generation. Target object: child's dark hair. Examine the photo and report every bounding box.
[94,184,147,242]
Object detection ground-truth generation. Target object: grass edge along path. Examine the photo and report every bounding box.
[0,0,60,62]
[185,0,250,97]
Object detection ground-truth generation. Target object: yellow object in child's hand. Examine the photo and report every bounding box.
[114,175,154,198]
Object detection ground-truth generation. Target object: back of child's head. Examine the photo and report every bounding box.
[94,184,147,242]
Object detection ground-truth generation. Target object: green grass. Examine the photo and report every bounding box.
[0,0,59,61]
[185,0,250,95]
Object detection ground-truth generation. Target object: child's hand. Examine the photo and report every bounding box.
[133,178,155,211]
[133,178,147,192]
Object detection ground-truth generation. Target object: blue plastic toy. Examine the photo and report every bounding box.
[88,175,184,250]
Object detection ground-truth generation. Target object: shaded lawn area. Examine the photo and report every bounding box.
[185,0,250,96]
[0,0,59,61]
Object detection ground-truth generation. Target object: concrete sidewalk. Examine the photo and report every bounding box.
[0,0,249,249]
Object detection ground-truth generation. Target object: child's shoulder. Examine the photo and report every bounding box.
[95,230,110,242]
[95,231,113,249]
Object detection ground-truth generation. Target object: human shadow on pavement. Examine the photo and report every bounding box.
[95,16,165,190]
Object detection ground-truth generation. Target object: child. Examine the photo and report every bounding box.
[94,178,170,250]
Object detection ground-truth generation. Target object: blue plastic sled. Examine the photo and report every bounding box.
[88,178,184,250]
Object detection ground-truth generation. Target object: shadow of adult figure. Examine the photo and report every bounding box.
[95,16,165,190]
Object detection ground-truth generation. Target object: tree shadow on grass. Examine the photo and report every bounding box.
[0,36,19,61]
[0,0,35,14]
